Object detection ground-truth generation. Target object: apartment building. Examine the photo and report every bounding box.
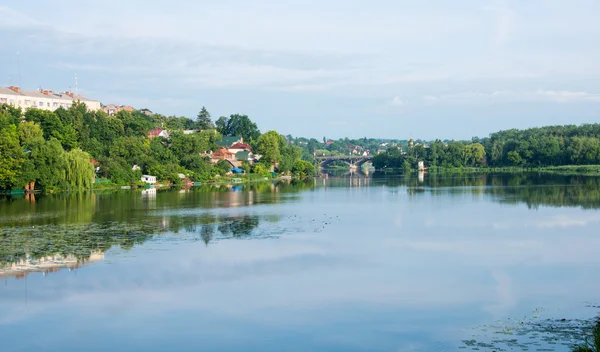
[0,86,101,112]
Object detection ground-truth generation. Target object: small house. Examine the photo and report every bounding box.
[148,128,169,139]
[229,142,252,154]
[211,148,236,162]
[141,175,157,184]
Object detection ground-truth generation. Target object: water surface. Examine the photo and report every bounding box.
[1,173,599,351]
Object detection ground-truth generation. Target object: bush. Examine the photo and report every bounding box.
[214,160,231,176]
[253,163,271,177]
[292,160,315,177]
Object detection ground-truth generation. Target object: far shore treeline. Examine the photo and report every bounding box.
[1,102,600,192]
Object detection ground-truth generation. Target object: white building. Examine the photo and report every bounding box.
[141,175,157,184]
[0,86,101,112]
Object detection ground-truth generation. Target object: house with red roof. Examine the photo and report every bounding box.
[228,142,252,154]
[148,128,169,139]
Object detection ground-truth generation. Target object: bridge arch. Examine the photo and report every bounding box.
[315,155,373,168]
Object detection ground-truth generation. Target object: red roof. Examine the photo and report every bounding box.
[148,128,164,136]
[326,141,334,145]
[213,148,235,157]
[230,142,252,150]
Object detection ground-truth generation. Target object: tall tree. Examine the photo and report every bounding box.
[0,124,24,189]
[64,148,94,190]
[197,107,214,130]
[215,116,228,135]
[256,131,281,163]
[218,114,260,142]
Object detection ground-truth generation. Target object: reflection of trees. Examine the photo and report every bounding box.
[217,216,260,238]
[3,173,600,267]
[0,221,159,266]
[373,172,600,209]
[201,225,214,245]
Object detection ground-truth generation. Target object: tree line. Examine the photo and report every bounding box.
[0,103,313,191]
[372,124,600,171]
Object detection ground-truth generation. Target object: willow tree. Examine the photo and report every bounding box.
[65,148,94,190]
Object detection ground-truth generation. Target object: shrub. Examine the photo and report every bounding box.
[292,160,315,177]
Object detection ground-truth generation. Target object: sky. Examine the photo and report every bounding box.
[1,0,600,140]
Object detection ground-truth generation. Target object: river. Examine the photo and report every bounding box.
[1,172,599,351]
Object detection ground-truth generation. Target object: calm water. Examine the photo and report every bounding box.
[1,173,600,351]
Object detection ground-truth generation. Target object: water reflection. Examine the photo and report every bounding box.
[1,173,600,351]
[2,173,600,272]
[374,172,600,209]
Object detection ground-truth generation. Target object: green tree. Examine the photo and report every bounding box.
[214,160,232,176]
[292,160,315,177]
[463,143,486,166]
[507,150,523,166]
[64,148,94,190]
[279,135,302,173]
[17,121,45,189]
[0,103,22,125]
[215,116,228,135]
[35,138,67,190]
[256,131,281,164]
[197,106,214,130]
[218,114,260,142]
[0,124,24,189]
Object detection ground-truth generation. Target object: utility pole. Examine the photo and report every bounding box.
[17,51,22,87]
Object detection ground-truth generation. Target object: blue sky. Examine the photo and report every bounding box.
[1,0,599,140]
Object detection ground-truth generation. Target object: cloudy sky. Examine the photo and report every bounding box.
[1,0,599,139]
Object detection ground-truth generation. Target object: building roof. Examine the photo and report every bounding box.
[217,136,242,147]
[148,128,165,136]
[0,87,22,96]
[213,148,235,157]
[230,142,251,150]
[1,87,95,102]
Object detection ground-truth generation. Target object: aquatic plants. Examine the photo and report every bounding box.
[572,319,600,352]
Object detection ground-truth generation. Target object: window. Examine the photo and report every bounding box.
[47,102,50,107]
[53,102,58,107]
[9,99,14,104]
[39,102,43,107]
[0,98,6,103]
[24,100,30,105]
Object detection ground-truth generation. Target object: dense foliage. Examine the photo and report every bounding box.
[372,124,600,170]
[0,103,309,191]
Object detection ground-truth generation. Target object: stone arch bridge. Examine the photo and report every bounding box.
[315,155,373,168]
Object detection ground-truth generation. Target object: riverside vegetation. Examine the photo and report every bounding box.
[0,104,315,192]
[2,102,600,192]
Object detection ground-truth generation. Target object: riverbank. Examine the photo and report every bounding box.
[376,165,600,175]
[0,174,314,196]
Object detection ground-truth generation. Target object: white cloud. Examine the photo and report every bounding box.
[535,90,600,103]
[422,90,600,105]
[391,96,406,106]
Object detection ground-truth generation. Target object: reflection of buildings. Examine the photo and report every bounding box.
[0,252,104,279]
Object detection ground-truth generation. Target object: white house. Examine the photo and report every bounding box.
[0,86,101,112]
[141,175,157,184]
